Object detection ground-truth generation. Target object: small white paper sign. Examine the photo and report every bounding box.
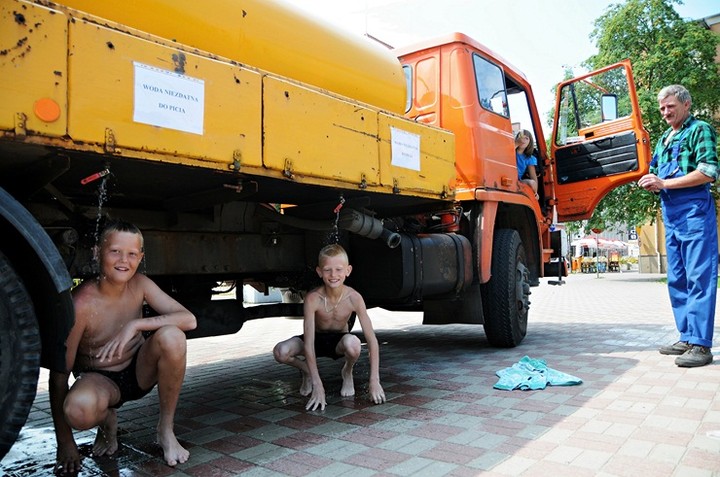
[133,62,205,135]
[390,127,421,171]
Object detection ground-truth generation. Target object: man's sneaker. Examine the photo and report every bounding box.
[659,341,691,355]
[675,345,713,367]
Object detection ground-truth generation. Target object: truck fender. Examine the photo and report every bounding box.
[470,193,543,285]
[468,201,498,284]
[0,188,72,293]
[0,187,74,370]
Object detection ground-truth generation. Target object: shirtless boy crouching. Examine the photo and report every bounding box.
[49,220,197,474]
[273,244,386,411]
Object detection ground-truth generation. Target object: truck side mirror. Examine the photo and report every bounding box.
[601,94,618,122]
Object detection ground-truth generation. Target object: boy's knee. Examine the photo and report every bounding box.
[273,343,284,363]
[343,335,361,359]
[153,325,187,356]
[273,342,293,364]
[64,394,101,430]
[155,324,186,342]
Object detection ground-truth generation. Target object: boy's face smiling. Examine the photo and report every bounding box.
[99,231,144,284]
[316,255,351,290]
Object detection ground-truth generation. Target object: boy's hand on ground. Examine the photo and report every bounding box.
[369,382,386,404]
[55,441,82,475]
[306,386,326,411]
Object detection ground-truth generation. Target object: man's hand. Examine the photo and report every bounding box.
[369,381,386,404]
[306,385,326,411]
[55,440,82,475]
[638,173,664,192]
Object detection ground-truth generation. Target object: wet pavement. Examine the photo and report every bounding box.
[2,270,720,476]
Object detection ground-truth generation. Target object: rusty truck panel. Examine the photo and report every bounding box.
[67,18,264,168]
[56,0,408,114]
[0,1,68,137]
[1,0,456,200]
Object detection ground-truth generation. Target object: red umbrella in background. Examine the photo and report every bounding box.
[610,240,629,250]
[571,236,616,250]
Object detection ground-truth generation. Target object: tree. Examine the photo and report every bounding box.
[568,0,720,232]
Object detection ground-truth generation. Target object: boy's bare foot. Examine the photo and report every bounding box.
[158,428,189,466]
[340,363,355,397]
[300,371,312,396]
[92,409,119,457]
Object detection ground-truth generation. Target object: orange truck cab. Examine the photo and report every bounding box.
[395,33,650,342]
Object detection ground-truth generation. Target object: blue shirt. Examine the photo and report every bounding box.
[516,152,537,179]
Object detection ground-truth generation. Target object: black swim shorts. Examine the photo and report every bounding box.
[298,331,347,360]
[80,351,154,408]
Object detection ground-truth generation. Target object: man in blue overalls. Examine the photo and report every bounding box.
[639,84,718,368]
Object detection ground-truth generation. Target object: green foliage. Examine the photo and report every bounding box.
[565,0,720,232]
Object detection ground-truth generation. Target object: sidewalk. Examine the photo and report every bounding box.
[1,271,719,476]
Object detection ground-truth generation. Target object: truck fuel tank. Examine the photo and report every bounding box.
[349,233,473,304]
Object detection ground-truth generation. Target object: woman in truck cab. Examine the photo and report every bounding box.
[515,129,539,198]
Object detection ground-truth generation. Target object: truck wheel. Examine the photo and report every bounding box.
[482,229,529,347]
[0,251,40,460]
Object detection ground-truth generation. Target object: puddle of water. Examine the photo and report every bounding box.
[1,426,156,477]
[1,427,58,476]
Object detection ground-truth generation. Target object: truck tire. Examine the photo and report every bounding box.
[482,229,529,347]
[0,250,40,461]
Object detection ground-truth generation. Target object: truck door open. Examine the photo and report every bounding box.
[550,60,650,222]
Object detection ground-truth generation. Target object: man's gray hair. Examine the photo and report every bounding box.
[658,84,692,105]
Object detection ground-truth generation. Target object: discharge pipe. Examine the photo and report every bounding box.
[254,205,401,248]
[338,209,401,249]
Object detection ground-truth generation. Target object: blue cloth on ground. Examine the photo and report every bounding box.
[494,356,582,391]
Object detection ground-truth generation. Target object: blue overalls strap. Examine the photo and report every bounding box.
[670,117,695,162]
[650,117,696,169]
[659,117,710,200]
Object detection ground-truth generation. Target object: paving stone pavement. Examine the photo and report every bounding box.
[2,271,720,476]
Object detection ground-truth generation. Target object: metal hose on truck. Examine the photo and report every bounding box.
[336,209,401,248]
[254,205,401,248]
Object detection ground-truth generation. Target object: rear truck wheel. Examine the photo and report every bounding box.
[482,229,530,347]
[0,250,41,460]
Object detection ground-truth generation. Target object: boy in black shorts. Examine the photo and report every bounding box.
[273,244,385,411]
[50,221,196,474]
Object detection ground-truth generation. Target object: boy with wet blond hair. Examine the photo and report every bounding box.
[50,220,197,473]
[273,244,385,411]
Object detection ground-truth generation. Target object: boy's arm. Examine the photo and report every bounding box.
[352,293,386,404]
[303,294,326,411]
[50,370,81,474]
[136,274,197,332]
[49,297,87,474]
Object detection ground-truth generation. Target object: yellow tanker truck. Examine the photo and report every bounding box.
[0,0,650,457]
